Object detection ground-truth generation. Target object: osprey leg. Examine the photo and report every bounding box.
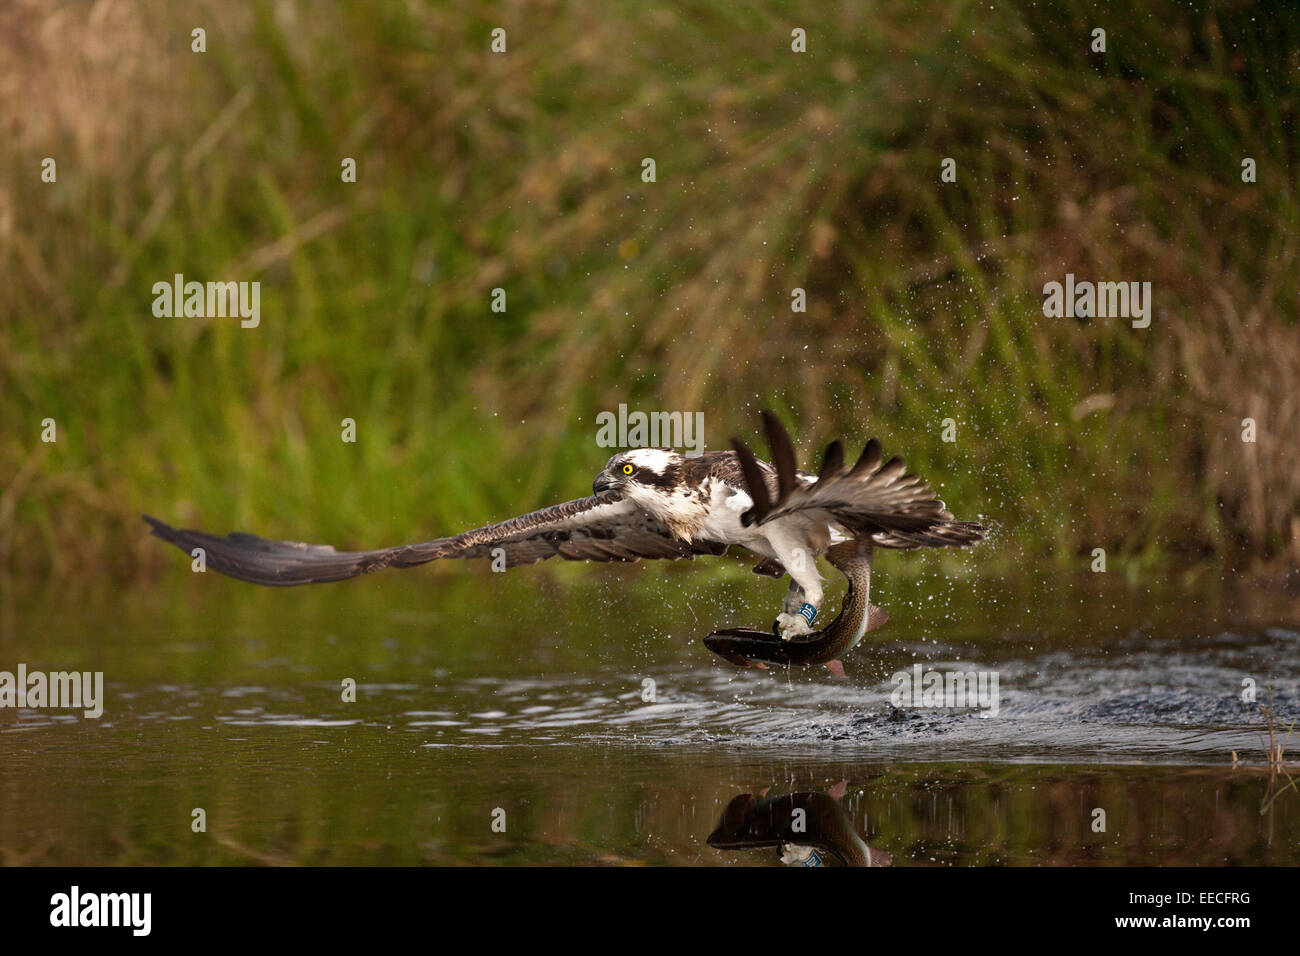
[767,532,825,639]
[776,578,821,640]
[703,539,885,668]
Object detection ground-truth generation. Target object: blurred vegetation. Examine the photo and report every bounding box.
[1,0,1297,585]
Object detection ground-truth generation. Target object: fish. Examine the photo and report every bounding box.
[707,782,892,867]
[703,538,887,670]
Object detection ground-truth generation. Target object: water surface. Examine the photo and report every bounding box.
[2,564,1297,865]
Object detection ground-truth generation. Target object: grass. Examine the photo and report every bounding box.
[0,0,1297,586]
[1255,687,1298,815]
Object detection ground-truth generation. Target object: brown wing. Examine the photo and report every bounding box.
[143,492,726,587]
[731,411,984,549]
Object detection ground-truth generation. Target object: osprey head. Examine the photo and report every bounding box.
[593,448,683,499]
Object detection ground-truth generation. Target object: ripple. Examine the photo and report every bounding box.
[24,628,1298,765]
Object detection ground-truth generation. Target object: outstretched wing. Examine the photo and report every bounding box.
[144,491,727,587]
[731,411,984,549]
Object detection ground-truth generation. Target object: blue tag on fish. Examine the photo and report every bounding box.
[798,603,817,625]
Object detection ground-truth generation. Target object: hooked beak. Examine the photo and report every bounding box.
[593,472,616,495]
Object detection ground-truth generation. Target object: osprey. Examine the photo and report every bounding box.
[145,411,983,650]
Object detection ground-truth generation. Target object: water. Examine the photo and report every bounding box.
[2,564,1297,865]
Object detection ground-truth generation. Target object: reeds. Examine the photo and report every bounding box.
[1,0,1296,583]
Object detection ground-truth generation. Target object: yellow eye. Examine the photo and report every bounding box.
[622,463,634,475]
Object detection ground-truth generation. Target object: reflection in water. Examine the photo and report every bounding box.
[1,570,1297,865]
[708,782,892,867]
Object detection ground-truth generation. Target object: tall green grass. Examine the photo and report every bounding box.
[1,0,1296,584]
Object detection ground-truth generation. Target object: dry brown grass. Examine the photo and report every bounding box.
[0,0,1297,582]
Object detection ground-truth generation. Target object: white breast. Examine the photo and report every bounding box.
[695,480,766,547]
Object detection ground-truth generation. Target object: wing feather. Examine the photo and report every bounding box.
[731,414,985,549]
[144,492,726,587]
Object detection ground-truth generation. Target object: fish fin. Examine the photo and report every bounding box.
[753,661,769,670]
[758,787,770,797]
[825,659,846,678]
[865,603,890,633]
[827,780,849,801]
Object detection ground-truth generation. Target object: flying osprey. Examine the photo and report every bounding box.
[145,411,983,648]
